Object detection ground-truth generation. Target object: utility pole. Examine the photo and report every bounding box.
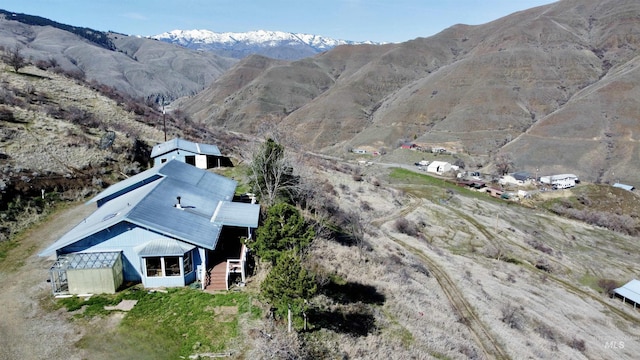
[162,98,167,142]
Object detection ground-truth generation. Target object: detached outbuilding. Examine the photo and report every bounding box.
[614,279,640,309]
[613,183,635,192]
[151,138,228,169]
[426,161,451,175]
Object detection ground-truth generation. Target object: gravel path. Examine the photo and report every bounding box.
[0,203,94,360]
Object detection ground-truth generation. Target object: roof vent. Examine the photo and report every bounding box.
[175,196,182,209]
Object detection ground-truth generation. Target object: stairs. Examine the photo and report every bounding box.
[205,261,227,292]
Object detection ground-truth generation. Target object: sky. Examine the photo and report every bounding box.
[1,0,558,43]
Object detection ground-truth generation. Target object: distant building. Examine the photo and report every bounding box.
[613,183,635,192]
[539,174,579,189]
[400,143,416,150]
[426,161,451,175]
[614,279,640,309]
[151,138,225,169]
[499,174,530,186]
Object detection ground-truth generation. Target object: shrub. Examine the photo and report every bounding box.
[597,278,619,296]
[500,303,524,330]
[394,217,418,237]
[568,337,586,353]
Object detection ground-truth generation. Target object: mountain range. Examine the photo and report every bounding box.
[151,29,380,60]
[178,0,640,185]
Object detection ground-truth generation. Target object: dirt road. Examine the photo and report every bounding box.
[0,203,94,360]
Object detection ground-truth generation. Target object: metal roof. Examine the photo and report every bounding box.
[151,138,221,158]
[212,201,261,228]
[613,183,635,191]
[40,160,258,257]
[614,279,640,304]
[136,238,195,257]
[87,160,236,206]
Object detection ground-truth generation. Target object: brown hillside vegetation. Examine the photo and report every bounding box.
[0,14,237,100]
[180,0,640,185]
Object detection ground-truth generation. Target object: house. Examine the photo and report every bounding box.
[614,279,640,309]
[512,171,532,182]
[39,160,260,295]
[151,138,226,169]
[426,161,451,175]
[484,187,504,198]
[499,175,524,186]
[539,174,579,189]
[613,183,635,192]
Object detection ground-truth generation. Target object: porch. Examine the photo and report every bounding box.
[204,241,248,293]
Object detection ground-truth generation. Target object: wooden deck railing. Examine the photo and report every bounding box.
[225,243,247,290]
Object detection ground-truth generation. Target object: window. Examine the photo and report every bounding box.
[185,155,196,166]
[165,256,181,277]
[184,251,193,274]
[145,256,183,277]
[145,257,162,277]
[161,158,167,163]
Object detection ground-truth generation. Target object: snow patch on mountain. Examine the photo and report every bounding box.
[151,29,380,60]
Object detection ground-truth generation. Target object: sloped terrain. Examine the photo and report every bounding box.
[0,13,237,100]
[3,155,640,359]
[179,0,640,184]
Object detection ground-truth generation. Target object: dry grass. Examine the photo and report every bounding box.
[299,159,640,359]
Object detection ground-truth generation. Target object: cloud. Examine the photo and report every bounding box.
[122,12,148,21]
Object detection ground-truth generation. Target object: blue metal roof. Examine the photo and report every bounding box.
[136,238,195,257]
[40,160,258,257]
[212,201,261,228]
[151,138,221,158]
[88,160,236,206]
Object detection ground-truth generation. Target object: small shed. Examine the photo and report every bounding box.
[49,252,123,295]
[427,161,451,175]
[614,279,640,309]
[151,138,224,169]
[613,183,635,192]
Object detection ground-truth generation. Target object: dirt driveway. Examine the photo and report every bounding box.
[0,203,94,360]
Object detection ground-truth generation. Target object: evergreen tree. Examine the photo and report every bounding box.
[253,202,314,263]
[261,250,317,324]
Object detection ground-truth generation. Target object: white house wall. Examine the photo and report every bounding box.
[153,150,199,168]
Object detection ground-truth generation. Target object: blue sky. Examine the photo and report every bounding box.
[1,0,557,43]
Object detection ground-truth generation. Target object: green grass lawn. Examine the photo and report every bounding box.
[60,286,261,359]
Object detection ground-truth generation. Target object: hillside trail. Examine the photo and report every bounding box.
[0,202,94,360]
[371,191,510,360]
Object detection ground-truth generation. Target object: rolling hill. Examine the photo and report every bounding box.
[178,0,640,185]
[0,10,237,100]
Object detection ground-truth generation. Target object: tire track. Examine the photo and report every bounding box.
[389,233,510,360]
[370,194,510,359]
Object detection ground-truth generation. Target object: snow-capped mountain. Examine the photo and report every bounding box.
[151,29,380,60]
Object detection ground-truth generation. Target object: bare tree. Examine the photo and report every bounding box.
[494,153,514,176]
[4,45,27,73]
[247,138,300,207]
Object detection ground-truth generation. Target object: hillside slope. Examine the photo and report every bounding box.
[0,12,237,100]
[179,0,640,184]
